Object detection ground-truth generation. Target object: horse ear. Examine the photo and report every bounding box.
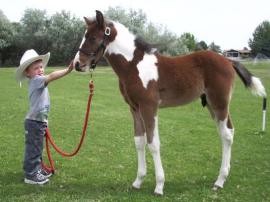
[84,17,91,25]
[95,10,104,29]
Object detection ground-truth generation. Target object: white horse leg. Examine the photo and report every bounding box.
[214,118,234,190]
[147,116,165,195]
[131,109,147,189]
[132,136,147,189]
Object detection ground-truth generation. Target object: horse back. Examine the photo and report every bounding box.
[156,51,235,107]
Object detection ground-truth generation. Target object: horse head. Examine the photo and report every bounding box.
[74,10,115,72]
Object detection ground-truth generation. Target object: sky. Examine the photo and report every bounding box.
[1,0,270,50]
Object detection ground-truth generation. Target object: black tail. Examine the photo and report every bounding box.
[231,60,253,88]
[231,60,266,97]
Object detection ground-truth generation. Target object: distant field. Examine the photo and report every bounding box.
[0,62,269,201]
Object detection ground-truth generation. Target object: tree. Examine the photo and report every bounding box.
[0,10,14,65]
[208,42,221,53]
[195,41,208,51]
[0,10,13,49]
[168,37,189,56]
[1,7,208,65]
[143,22,179,55]
[249,20,270,57]
[104,7,192,56]
[18,9,84,65]
[48,11,84,65]
[179,33,196,52]
[105,7,146,36]
[19,8,50,53]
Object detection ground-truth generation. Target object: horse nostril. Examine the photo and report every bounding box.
[75,62,80,71]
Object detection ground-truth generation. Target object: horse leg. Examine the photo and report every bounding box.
[131,108,147,189]
[206,83,234,190]
[214,111,234,190]
[140,105,165,195]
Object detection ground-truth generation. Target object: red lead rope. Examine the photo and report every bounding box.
[42,80,94,173]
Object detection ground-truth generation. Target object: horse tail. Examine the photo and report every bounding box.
[232,60,266,97]
[232,60,267,131]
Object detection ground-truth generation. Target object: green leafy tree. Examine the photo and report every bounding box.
[48,11,84,65]
[179,33,196,52]
[1,7,210,65]
[168,37,189,56]
[0,10,13,49]
[143,23,179,55]
[19,8,50,53]
[208,42,221,53]
[105,7,146,35]
[249,21,270,57]
[195,40,208,51]
[4,22,25,66]
[0,10,14,65]
[104,7,192,56]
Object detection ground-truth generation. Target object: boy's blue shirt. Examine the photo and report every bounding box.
[26,75,50,123]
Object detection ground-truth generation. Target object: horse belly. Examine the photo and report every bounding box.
[158,87,203,108]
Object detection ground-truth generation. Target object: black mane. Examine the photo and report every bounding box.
[134,37,156,54]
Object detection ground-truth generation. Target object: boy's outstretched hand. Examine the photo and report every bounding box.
[67,60,74,73]
[45,60,74,85]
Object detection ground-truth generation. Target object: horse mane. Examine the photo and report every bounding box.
[134,36,157,54]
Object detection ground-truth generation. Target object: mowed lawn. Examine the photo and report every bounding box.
[0,62,269,201]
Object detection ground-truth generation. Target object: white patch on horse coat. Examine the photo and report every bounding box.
[105,22,136,61]
[137,54,159,89]
[105,21,159,88]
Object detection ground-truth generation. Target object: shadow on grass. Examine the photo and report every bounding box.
[1,170,219,198]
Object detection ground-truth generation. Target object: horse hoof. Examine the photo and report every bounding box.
[212,185,222,191]
[132,186,140,190]
[154,191,163,196]
[154,187,163,196]
[132,183,141,190]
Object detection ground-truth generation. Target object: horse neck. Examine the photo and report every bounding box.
[105,22,138,79]
[104,52,132,81]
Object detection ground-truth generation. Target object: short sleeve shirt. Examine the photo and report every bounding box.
[25,75,50,123]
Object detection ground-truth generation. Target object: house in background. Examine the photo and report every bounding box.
[223,48,251,60]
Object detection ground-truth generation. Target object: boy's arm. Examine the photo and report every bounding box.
[45,61,73,85]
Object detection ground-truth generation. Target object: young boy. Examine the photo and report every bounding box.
[16,49,73,185]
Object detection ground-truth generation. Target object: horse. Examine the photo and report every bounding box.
[73,10,267,195]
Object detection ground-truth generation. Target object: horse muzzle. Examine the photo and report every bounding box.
[75,61,89,72]
[75,61,82,71]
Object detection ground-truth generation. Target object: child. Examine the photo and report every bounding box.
[16,49,73,185]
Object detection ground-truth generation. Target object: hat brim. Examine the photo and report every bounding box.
[16,52,50,82]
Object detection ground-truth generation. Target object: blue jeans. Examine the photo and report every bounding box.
[23,119,47,177]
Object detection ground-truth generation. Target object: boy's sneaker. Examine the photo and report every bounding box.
[39,168,53,178]
[24,172,49,185]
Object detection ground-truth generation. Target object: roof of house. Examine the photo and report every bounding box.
[224,49,251,54]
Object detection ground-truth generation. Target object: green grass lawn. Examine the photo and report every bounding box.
[0,62,269,201]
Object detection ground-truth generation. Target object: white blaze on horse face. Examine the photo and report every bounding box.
[73,30,87,66]
[137,54,159,89]
[105,22,136,61]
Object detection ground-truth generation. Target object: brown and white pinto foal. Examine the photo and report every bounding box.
[74,11,267,195]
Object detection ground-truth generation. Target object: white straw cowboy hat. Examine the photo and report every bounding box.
[16,49,50,82]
